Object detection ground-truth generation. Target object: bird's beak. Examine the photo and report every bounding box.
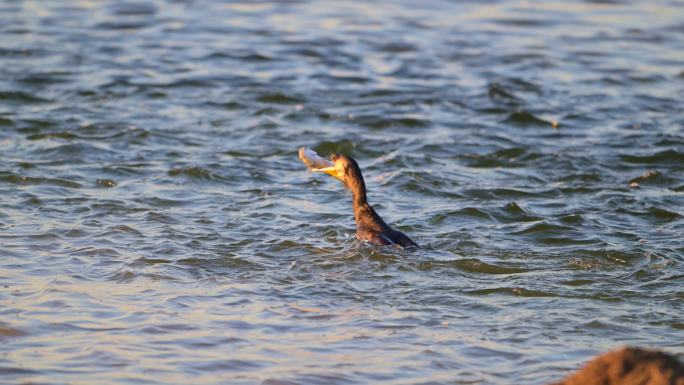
[315,164,343,181]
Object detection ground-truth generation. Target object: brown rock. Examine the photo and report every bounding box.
[552,347,684,385]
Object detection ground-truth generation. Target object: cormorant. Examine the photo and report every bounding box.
[313,153,418,248]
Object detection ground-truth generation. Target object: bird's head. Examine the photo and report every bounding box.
[316,154,364,190]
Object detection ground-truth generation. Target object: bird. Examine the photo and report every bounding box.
[314,153,418,248]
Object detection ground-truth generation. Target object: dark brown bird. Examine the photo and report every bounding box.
[317,154,417,248]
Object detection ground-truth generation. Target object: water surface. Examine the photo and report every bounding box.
[1,1,684,384]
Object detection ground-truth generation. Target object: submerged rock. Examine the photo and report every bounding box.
[552,347,684,385]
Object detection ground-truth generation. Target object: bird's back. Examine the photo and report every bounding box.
[355,204,417,248]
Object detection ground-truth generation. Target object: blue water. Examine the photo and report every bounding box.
[1,1,683,384]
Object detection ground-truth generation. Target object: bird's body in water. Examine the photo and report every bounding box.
[317,154,418,248]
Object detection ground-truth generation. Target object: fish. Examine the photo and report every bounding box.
[298,147,333,170]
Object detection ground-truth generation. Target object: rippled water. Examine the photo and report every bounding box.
[1,1,683,384]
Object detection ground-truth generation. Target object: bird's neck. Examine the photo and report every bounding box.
[352,193,367,222]
[347,172,368,223]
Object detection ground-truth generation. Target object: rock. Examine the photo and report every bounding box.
[552,347,684,385]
